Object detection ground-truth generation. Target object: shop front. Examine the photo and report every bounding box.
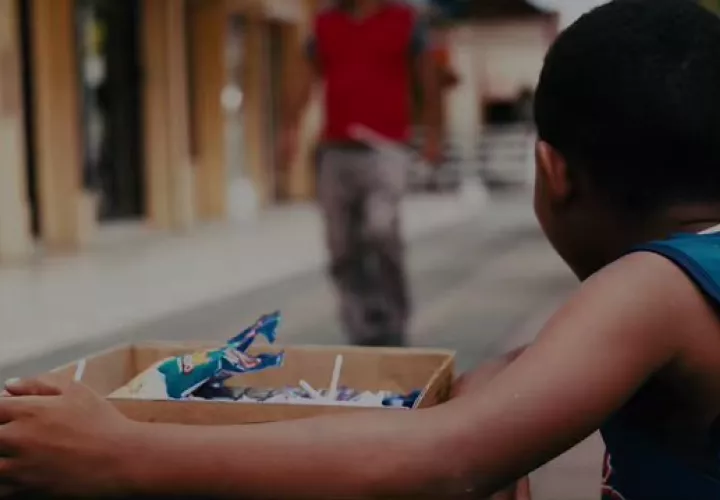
[0,0,312,262]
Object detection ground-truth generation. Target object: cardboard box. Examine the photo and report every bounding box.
[46,342,455,425]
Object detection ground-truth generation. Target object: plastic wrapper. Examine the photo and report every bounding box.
[192,383,421,409]
[110,310,423,408]
[111,312,284,400]
[382,390,422,409]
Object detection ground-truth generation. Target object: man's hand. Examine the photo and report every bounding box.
[422,132,442,167]
[0,379,138,497]
[440,67,460,89]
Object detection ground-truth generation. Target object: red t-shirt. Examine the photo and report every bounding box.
[307,2,428,142]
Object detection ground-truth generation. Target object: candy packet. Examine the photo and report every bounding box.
[110,312,284,400]
[192,383,423,409]
[382,389,422,409]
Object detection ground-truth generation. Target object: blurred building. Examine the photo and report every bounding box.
[700,0,720,13]
[439,0,557,185]
[0,0,316,261]
[443,0,557,159]
[0,0,558,263]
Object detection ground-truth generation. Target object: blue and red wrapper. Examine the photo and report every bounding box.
[156,311,285,399]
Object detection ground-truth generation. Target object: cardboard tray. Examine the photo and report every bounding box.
[46,342,455,425]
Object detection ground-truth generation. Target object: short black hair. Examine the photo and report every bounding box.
[534,0,720,213]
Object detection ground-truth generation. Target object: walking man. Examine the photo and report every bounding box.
[279,0,441,346]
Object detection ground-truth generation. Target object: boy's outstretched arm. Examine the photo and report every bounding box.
[0,253,707,499]
[451,345,528,398]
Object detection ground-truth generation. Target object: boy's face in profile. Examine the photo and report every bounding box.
[533,140,598,277]
[533,141,563,254]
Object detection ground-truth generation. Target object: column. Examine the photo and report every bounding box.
[243,14,271,206]
[0,0,33,260]
[31,0,84,251]
[142,0,195,231]
[188,0,227,220]
[290,0,321,200]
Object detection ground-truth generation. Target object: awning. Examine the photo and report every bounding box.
[432,0,554,20]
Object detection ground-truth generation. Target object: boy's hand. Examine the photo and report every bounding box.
[0,379,137,497]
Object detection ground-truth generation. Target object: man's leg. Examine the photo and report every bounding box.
[357,150,411,347]
[317,149,370,344]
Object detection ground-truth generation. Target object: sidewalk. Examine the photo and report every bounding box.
[0,192,490,369]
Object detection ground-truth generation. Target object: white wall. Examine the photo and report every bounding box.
[446,19,552,161]
[446,27,482,163]
[529,0,610,28]
[474,20,549,100]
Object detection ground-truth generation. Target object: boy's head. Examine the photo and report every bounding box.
[533,0,720,277]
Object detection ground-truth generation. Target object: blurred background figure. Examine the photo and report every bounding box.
[278,0,441,347]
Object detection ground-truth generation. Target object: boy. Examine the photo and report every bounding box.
[1,1,720,498]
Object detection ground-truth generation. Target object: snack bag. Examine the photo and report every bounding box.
[159,347,284,399]
[382,389,422,409]
[110,312,284,400]
[227,311,281,352]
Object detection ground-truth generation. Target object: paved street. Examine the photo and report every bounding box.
[0,190,603,499]
[0,192,562,376]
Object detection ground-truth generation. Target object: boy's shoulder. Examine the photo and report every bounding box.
[623,233,720,309]
[584,248,720,398]
[538,248,720,382]
[576,251,710,321]
[587,249,719,332]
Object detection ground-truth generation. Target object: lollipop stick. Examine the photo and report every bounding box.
[328,355,343,401]
[299,380,323,400]
[74,359,87,382]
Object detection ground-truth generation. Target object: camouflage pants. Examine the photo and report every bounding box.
[318,146,411,346]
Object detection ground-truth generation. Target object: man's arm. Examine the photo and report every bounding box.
[0,252,704,498]
[413,21,442,164]
[283,38,317,130]
[277,37,318,172]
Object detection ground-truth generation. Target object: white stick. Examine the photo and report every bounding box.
[349,124,412,156]
[74,359,86,382]
[299,380,323,400]
[328,355,343,401]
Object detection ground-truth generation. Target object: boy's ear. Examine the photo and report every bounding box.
[536,141,572,203]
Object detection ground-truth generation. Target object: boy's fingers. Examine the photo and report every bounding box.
[4,378,61,397]
[0,458,16,478]
[490,486,517,500]
[515,476,532,500]
[0,397,48,424]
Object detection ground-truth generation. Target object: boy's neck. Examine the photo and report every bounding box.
[339,0,382,18]
[574,204,720,280]
[663,204,720,235]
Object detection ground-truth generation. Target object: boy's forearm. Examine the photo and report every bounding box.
[115,348,530,498]
[120,410,472,499]
[452,345,528,398]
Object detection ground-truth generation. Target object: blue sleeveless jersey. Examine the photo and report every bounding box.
[601,231,720,499]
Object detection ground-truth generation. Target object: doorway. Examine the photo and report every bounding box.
[18,0,40,237]
[76,0,145,222]
[265,22,285,202]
